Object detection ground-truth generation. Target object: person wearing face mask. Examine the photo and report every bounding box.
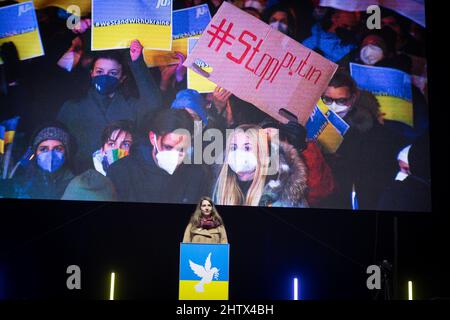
[321,71,406,210]
[303,9,360,62]
[3,123,74,199]
[57,39,162,174]
[183,196,228,244]
[213,124,308,207]
[107,108,210,203]
[263,4,296,38]
[378,133,430,212]
[92,120,134,176]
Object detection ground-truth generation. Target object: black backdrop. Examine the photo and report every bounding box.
[1,0,448,301]
[1,199,448,300]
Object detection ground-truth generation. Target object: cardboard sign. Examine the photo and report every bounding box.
[179,243,229,300]
[187,38,217,93]
[184,2,337,125]
[319,0,425,27]
[91,0,172,51]
[0,2,44,64]
[144,4,211,67]
[350,63,414,127]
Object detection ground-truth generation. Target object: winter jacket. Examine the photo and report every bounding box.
[324,91,406,210]
[57,55,162,174]
[2,162,74,200]
[182,223,228,244]
[259,141,309,208]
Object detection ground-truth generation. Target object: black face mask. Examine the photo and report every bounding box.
[335,27,357,45]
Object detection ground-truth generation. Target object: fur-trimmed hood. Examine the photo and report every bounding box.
[344,90,380,133]
[259,141,309,208]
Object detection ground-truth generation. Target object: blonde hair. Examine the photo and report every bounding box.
[213,124,270,206]
[190,196,224,227]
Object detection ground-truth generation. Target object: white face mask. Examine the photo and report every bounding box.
[395,171,409,181]
[227,150,258,174]
[244,0,264,12]
[270,21,288,34]
[329,102,351,118]
[153,135,181,175]
[360,44,384,65]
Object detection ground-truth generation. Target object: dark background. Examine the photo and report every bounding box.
[0,0,448,301]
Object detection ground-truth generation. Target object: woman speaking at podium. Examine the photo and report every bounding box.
[183,196,228,244]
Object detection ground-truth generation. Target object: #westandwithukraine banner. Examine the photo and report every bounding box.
[144,4,211,67]
[319,0,425,27]
[179,243,229,300]
[0,2,44,64]
[306,104,350,154]
[187,38,216,93]
[91,0,173,51]
[350,63,413,127]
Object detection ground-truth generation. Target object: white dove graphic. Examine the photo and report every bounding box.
[189,252,220,292]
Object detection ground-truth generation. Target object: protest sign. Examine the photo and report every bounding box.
[0,2,44,64]
[144,4,211,67]
[187,38,217,93]
[91,0,172,51]
[350,63,413,127]
[319,0,425,27]
[184,2,337,125]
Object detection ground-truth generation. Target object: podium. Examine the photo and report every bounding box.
[179,243,230,300]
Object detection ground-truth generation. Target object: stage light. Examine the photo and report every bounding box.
[110,272,116,300]
[408,281,413,300]
[293,277,300,300]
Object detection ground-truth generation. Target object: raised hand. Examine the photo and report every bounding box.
[130,39,143,62]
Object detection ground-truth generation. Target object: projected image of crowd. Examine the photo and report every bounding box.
[0,0,431,211]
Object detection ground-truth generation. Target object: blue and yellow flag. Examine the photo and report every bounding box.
[144,4,211,67]
[0,2,44,64]
[19,0,91,16]
[306,104,350,154]
[350,63,414,127]
[186,38,216,93]
[179,243,229,300]
[91,0,173,51]
[0,125,5,154]
[0,117,20,146]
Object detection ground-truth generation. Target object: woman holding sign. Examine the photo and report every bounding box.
[212,124,309,208]
[183,196,228,244]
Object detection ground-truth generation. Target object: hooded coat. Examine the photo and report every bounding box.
[259,141,309,208]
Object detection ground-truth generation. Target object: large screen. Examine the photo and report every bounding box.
[0,0,430,211]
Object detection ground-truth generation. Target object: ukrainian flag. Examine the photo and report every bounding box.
[0,117,20,146]
[0,2,44,63]
[0,125,5,154]
[179,243,229,300]
[350,63,414,127]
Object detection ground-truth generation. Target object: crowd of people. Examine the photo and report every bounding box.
[0,0,431,211]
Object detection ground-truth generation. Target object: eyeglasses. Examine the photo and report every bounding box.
[321,95,352,106]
